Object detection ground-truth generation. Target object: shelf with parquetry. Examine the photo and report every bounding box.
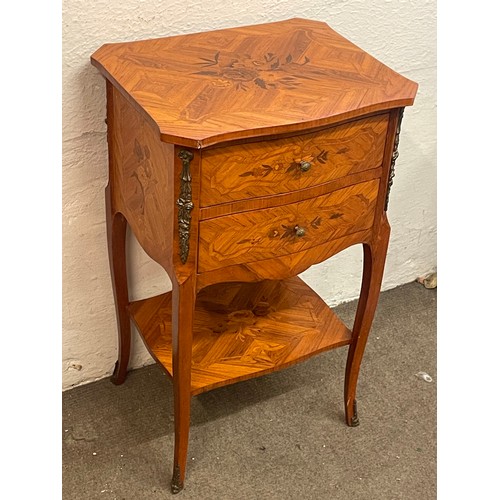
[129,276,352,395]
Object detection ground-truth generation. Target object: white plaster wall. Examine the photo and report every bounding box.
[62,0,436,389]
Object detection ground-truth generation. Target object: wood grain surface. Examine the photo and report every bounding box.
[91,18,417,148]
[129,276,352,395]
[105,82,132,386]
[198,179,379,272]
[199,167,382,220]
[108,86,175,272]
[196,229,372,290]
[344,214,391,427]
[200,114,388,205]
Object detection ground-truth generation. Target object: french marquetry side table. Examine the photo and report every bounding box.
[91,18,417,494]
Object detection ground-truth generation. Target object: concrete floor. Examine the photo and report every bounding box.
[62,281,436,499]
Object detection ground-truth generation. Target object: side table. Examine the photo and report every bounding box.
[91,18,417,493]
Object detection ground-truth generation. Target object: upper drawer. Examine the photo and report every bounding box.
[200,114,389,207]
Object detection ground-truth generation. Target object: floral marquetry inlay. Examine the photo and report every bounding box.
[194,50,313,91]
[238,149,329,180]
[92,19,417,147]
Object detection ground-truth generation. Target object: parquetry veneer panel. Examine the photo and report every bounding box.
[129,277,351,395]
[198,179,379,272]
[200,114,388,206]
[91,18,417,148]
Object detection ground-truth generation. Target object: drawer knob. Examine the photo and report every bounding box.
[300,160,312,172]
[294,225,306,237]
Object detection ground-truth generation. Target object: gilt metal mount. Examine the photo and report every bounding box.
[385,108,405,211]
[177,149,194,264]
[171,464,183,494]
[350,399,360,427]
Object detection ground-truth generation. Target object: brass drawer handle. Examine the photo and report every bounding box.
[294,225,306,237]
[300,160,312,172]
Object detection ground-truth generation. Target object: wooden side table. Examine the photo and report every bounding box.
[91,18,417,493]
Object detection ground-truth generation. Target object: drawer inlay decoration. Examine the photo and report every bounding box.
[239,149,329,180]
[199,180,379,272]
[201,115,389,206]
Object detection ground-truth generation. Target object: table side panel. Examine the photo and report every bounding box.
[109,85,175,272]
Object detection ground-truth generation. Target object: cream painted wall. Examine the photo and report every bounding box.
[62,0,436,389]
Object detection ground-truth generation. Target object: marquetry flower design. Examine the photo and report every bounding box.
[238,162,284,179]
[238,149,329,179]
[194,51,311,91]
[130,139,158,216]
[211,309,263,335]
[310,216,322,229]
[286,150,329,179]
[266,216,323,241]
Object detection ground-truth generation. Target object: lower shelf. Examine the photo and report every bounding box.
[128,276,352,395]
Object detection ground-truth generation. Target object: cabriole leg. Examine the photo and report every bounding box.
[344,216,390,426]
[106,185,131,385]
[170,276,195,493]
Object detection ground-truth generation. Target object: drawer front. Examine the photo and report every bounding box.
[200,114,388,207]
[198,179,379,272]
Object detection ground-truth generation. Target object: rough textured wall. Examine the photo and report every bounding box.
[62,0,436,389]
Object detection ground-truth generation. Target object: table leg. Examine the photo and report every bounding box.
[171,275,195,493]
[105,185,131,385]
[344,215,390,426]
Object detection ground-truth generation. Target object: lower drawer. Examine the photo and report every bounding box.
[198,179,379,272]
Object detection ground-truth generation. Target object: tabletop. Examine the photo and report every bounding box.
[91,18,417,148]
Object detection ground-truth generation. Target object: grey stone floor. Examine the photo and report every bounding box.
[63,281,436,499]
